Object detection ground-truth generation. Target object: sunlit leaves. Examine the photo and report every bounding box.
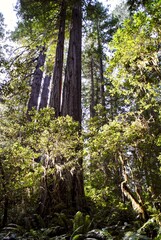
[24,108,82,163]
[14,0,59,45]
[0,106,83,222]
[107,2,161,114]
[87,114,148,160]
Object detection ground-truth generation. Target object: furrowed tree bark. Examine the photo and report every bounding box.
[49,0,66,117]
[61,0,82,123]
[61,0,85,210]
[37,0,85,215]
[27,47,46,118]
[39,75,51,109]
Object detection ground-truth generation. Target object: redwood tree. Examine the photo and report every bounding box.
[61,0,82,123]
[49,0,66,117]
[61,0,85,210]
[27,47,46,116]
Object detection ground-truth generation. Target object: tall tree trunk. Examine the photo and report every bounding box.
[99,56,105,107]
[97,21,105,108]
[90,57,95,118]
[38,0,66,214]
[61,0,85,210]
[49,0,66,117]
[37,0,85,215]
[39,75,51,109]
[27,47,46,117]
[61,0,82,123]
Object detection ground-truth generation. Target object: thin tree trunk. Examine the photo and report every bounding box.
[90,57,95,118]
[39,75,51,109]
[99,56,105,107]
[96,21,105,108]
[95,77,99,107]
[27,47,46,117]
[49,0,66,117]
[119,153,148,221]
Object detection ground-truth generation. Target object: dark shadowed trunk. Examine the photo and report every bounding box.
[27,47,46,117]
[0,160,8,227]
[39,75,51,109]
[49,0,66,117]
[61,0,82,123]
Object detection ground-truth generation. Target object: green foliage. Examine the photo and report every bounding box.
[86,229,113,239]
[0,106,82,226]
[25,109,82,165]
[0,222,69,239]
[123,216,161,239]
[108,0,161,113]
[86,113,148,180]
[0,0,161,239]
[82,0,118,122]
[70,211,114,239]
[71,211,91,240]
[13,0,60,45]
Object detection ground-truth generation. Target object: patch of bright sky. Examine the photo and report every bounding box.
[0,0,17,31]
[102,0,122,10]
[0,0,122,31]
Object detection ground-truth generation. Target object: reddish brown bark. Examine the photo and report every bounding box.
[61,0,82,123]
[49,0,66,117]
[61,0,85,210]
